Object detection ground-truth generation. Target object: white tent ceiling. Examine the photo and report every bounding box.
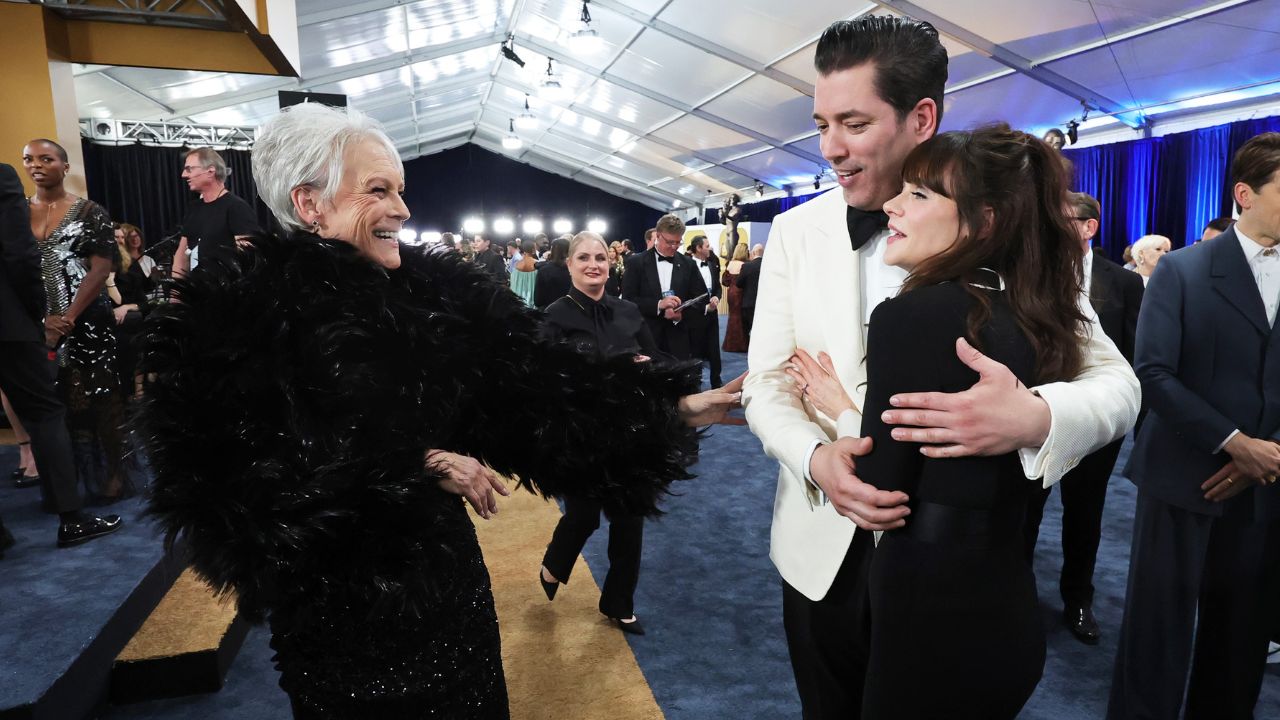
[73,0,1280,211]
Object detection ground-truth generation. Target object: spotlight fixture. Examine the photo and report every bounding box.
[569,1,602,52]
[522,218,544,235]
[493,217,515,235]
[398,228,418,244]
[422,231,443,245]
[587,218,607,234]
[500,34,525,68]
[753,179,765,197]
[1065,119,1079,146]
[539,58,566,100]
[515,95,538,130]
[813,172,822,191]
[552,218,573,234]
[462,217,485,234]
[673,199,683,208]
[502,118,523,150]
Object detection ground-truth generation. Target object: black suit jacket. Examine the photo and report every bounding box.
[533,262,571,309]
[685,253,722,332]
[1127,228,1280,520]
[1088,250,1144,365]
[622,249,698,357]
[0,163,45,343]
[474,249,507,284]
[736,257,763,310]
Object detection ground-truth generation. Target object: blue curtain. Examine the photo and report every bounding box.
[708,114,1280,264]
[1065,114,1280,262]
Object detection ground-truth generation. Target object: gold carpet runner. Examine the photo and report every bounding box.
[474,482,665,720]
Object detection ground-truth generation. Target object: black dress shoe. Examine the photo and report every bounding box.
[9,467,25,481]
[606,615,646,636]
[1064,604,1101,645]
[539,569,558,601]
[0,523,14,559]
[57,514,123,548]
[14,474,40,489]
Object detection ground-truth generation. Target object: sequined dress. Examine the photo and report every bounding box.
[35,197,119,397]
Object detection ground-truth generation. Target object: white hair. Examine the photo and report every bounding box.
[1131,234,1170,264]
[252,103,402,233]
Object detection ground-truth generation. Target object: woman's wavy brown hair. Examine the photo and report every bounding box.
[899,123,1087,384]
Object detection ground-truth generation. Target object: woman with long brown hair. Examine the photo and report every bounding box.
[788,123,1088,718]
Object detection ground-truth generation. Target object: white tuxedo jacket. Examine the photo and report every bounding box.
[742,188,1140,602]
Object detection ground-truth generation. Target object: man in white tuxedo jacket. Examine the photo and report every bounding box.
[742,17,1140,719]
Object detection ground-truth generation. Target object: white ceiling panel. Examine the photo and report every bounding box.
[595,154,674,185]
[723,147,824,189]
[693,164,761,191]
[187,97,283,127]
[575,78,683,132]
[652,114,765,161]
[518,0,643,67]
[75,72,171,119]
[701,75,817,143]
[528,132,607,165]
[101,67,283,107]
[608,29,752,107]
[658,0,847,65]
[299,7,409,74]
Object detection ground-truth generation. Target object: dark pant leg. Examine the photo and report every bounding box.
[782,530,874,720]
[741,306,755,341]
[1023,484,1052,566]
[598,512,644,618]
[541,494,602,584]
[1184,503,1280,720]
[1058,438,1122,607]
[703,319,722,386]
[0,342,81,513]
[1107,490,1211,720]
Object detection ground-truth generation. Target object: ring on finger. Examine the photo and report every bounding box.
[1225,476,1234,485]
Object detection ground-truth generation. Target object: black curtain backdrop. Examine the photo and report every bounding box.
[81,141,274,262]
[400,144,664,244]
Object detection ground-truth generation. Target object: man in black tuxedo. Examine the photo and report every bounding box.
[735,243,764,340]
[1024,192,1143,645]
[0,163,120,552]
[1107,133,1280,720]
[622,214,697,359]
[685,235,722,387]
[472,234,507,284]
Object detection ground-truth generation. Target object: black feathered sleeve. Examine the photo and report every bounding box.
[401,250,702,517]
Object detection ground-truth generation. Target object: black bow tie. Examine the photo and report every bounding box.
[698,260,708,267]
[847,206,889,252]
[657,254,674,263]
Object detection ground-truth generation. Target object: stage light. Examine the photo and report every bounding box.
[398,228,418,243]
[672,199,682,208]
[463,217,485,234]
[522,219,544,235]
[422,231,443,244]
[500,34,525,68]
[754,179,765,196]
[569,1,602,52]
[502,118,523,150]
[813,173,822,191]
[539,59,566,100]
[493,217,515,235]
[552,218,573,234]
[1065,119,1080,145]
[515,95,538,130]
[587,218,607,234]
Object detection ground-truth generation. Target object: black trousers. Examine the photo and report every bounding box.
[741,304,756,341]
[1107,489,1280,720]
[1023,437,1123,607]
[690,313,722,386]
[542,494,644,619]
[0,341,81,513]
[782,529,874,720]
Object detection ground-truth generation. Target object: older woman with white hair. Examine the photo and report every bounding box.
[135,103,739,718]
[1131,234,1172,285]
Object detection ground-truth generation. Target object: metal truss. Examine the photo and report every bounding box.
[33,0,232,30]
[81,118,256,148]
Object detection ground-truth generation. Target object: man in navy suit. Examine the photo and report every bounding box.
[622,214,698,360]
[1108,132,1280,720]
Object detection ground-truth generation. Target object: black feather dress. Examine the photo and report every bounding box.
[134,233,701,718]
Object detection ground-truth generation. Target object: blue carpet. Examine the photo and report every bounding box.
[89,317,1280,718]
[0,446,162,712]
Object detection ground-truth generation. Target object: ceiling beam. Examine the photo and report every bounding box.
[99,69,176,115]
[514,34,827,166]
[467,0,530,144]
[873,0,1144,128]
[144,31,505,122]
[471,136,671,211]
[589,0,814,97]
[297,0,410,28]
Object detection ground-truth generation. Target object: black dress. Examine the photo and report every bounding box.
[857,276,1044,719]
[539,288,667,618]
[136,234,702,719]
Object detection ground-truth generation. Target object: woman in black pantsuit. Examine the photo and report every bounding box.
[789,124,1088,718]
[538,230,720,635]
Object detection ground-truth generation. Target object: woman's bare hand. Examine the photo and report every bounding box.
[427,450,510,519]
[786,349,857,418]
[678,373,745,426]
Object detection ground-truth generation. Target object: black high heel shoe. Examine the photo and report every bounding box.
[10,441,30,481]
[605,614,646,636]
[539,568,559,601]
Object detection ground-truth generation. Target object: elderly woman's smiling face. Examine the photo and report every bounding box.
[317,137,409,269]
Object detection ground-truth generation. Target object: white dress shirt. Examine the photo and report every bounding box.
[655,252,674,293]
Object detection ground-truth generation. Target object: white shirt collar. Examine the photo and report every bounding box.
[1236,225,1277,260]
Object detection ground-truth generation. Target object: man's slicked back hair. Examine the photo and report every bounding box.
[814,16,949,127]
